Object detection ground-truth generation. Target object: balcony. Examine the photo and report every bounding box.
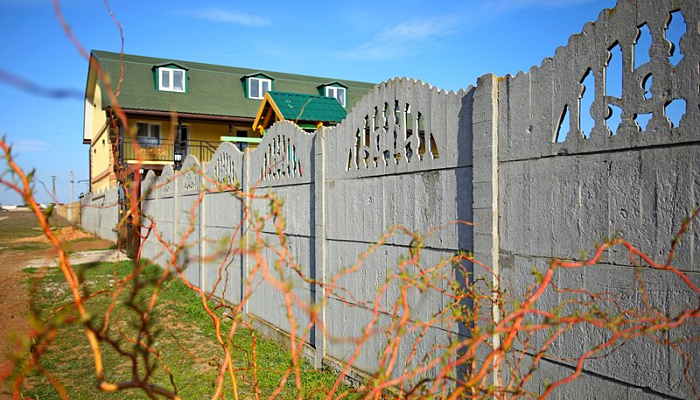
[121,138,220,165]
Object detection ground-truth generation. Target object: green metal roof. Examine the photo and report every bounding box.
[88,50,376,119]
[268,91,347,123]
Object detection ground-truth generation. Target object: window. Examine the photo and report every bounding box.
[136,123,161,147]
[248,77,271,99]
[325,86,346,107]
[159,67,185,92]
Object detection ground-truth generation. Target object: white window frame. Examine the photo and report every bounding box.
[248,77,272,99]
[325,86,347,107]
[159,67,186,92]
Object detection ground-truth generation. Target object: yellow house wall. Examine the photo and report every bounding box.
[191,121,226,141]
[185,121,256,155]
[90,83,114,191]
[124,118,173,142]
[123,118,253,142]
[122,118,175,162]
[121,118,254,163]
[91,173,112,192]
[89,108,256,190]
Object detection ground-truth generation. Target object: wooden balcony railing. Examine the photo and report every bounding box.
[121,138,220,165]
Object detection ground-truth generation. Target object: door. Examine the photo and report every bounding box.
[179,125,189,158]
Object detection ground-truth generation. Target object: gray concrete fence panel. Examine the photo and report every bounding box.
[82,0,699,397]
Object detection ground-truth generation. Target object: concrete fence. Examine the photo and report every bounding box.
[56,201,81,225]
[80,187,119,242]
[83,0,699,397]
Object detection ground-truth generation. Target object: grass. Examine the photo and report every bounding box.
[0,211,114,256]
[0,211,69,241]
[19,261,355,400]
[2,242,50,252]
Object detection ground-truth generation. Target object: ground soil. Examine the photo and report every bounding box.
[0,212,115,399]
[11,226,93,244]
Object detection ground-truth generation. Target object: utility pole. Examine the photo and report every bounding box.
[51,175,56,203]
[70,171,75,222]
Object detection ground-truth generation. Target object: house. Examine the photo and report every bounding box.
[83,50,376,192]
[252,91,349,133]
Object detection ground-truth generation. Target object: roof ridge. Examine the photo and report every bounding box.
[89,50,373,120]
[92,50,377,87]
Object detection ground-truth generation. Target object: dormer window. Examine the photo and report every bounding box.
[242,73,274,99]
[320,82,348,107]
[325,86,346,107]
[248,77,272,99]
[159,67,186,92]
[153,62,189,92]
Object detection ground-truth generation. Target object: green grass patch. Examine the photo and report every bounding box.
[19,261,356,399]
[68,236,97,243]
[7,242,50,252]
[0,211,69,241]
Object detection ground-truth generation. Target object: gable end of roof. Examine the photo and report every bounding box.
[241,72,275,81]
[317,81,348,89]
[153,62,189,71]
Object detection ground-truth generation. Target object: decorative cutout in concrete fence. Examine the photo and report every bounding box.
[79,1,700,398]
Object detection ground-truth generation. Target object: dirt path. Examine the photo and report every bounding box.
[0,248,41,367]
[0,212,117,398]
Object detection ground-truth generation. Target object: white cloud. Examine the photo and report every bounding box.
[13,140,52,153]
[340,19,455,61]
[194,9,270,27]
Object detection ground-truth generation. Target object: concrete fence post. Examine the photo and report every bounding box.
[313,127,327,369]
[471,73,500,383]
[242,148,250,317]
[200,163,207,292]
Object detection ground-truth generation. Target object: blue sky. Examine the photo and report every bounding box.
[0,0,618,205]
